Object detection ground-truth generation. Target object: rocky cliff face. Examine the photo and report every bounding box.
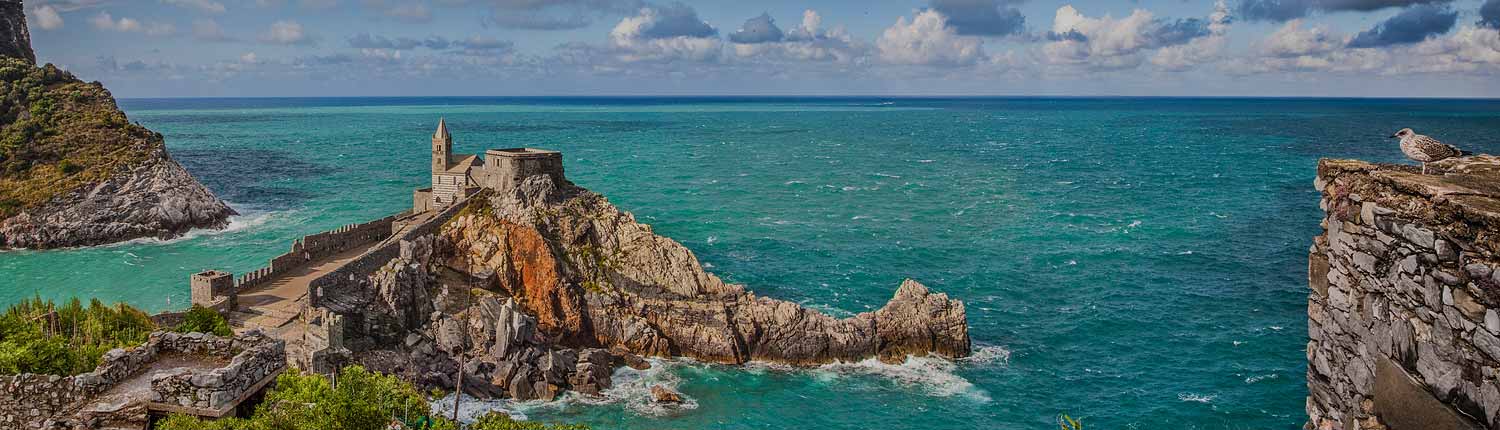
[0,17,233,249]
[442,174,970,366]
[1308,155,1500,430]
[0,1,34,65]
[331,174,970,401]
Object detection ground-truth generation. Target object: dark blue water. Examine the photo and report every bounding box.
[5,97,1500,429]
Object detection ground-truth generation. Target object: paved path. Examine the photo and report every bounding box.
[226,211,438,336]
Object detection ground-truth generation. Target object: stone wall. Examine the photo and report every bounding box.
[1307,156,1500,430]
[236,213,401,290]
[148,331,286,414]
[0,330,281,429]
[0,0,34,64]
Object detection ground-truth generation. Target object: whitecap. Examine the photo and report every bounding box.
[1269,326,1284,331]
[959,345,1011,367]
[1127,220,1141,228]
[817,356,992,402]
[1178,392,1216,403]
[872,173,902,179]
[1245,373,1278,384]
[705,236,718,245]
[105,207,280,248]
[917,159,935,163]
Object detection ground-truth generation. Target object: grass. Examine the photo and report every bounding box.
[0,58,157,219]
[0,296,156,375]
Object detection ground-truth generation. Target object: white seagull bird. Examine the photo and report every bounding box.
[1391,128,1464,175]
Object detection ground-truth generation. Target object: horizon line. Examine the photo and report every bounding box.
[117,94,1500,101]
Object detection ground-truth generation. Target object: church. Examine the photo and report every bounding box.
[413,118,564,213]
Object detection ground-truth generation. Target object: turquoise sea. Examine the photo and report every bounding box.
[4,97,1500,429]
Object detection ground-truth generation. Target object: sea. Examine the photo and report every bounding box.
[4,97,1500,429]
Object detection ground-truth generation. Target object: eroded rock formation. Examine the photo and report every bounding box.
[328,173,969,401]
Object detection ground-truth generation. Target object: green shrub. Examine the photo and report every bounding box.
[0,297,155,375]
[158,366,459,430]
[58,160,81,175]
[470,412,591,430]
[172,304,232,336]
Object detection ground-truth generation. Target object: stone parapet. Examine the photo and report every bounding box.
[1308,155,1500,430]
[147,331,286,416]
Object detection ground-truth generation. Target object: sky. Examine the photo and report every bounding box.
[22,0,1500,97]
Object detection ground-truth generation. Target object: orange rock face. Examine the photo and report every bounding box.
[445,214,588,344]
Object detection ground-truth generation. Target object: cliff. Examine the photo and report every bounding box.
[0,8,233,249]
[1308,155,1500,430]
[307,173,970,402]
[0,1,33,64]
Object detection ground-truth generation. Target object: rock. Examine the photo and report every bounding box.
[650,385,683,404]
[439,174,971,366]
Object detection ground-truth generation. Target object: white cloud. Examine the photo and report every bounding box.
[1042,6,1156,69]
[144,22,175,36]
[1150,1,1232,71]
[29,5,64,30]
[876,10,986,66]
[162,0,226,14]
[733,10,868,64]
[1259,19,1343,58]
[385,3,430,23]
[192,18,234,41]
[608,5,722,62]
[259,20,315,45]
[240,52,259,64]
[89,11,141,32]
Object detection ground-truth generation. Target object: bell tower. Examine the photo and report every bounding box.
[432,118,452,172]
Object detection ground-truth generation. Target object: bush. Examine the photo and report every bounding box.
[470,412,591,430]
[0,297,155,375]
[158,366,592,430]
[172,304,232,336]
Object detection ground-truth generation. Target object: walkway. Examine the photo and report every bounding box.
[225,210,438,338]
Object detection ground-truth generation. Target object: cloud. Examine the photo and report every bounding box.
[260,20,316,45]
[29,5,64,30]
[877,9,986,66]
[1259,19,1343,57]
[1348,4,1457,47]
[731,10,869,63]
[348,34,452,50]
[1479,0,1499,29]
[1150,1,1233,71]
[1237,0,1451,22]
[31,0,111,13]
[89,11,140,32]
[162,0,226,14]
[1042,5,1226,70]
[192,18,235,41]
[301,0,337,10]
[607,2,721,62]
[729,13,784,44]
[929,0,1026,37]
[385,3,431,23]
[144,22,176,36]
[481,0,645,30]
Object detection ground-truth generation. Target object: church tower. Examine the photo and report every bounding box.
[432,118,452,172]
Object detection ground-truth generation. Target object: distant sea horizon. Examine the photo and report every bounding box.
[7,96,1500,428]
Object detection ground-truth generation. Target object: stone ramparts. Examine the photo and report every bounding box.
[0,330,283,429]
[236,213,401,290]
[310,194,478,312]
[147,331,286,416]
[1308,155,1500,430]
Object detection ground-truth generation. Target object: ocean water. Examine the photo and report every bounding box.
[4,97,1500,429]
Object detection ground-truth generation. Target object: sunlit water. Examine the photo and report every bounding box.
[4,97,1500,429]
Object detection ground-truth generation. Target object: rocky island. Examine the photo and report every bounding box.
[0,1,233,249]
[1309,155,1500,430]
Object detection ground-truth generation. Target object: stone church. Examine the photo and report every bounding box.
[413,119,564,213]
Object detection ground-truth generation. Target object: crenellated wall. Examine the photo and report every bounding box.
[235,213,401,290]
[1308,155,1500,430]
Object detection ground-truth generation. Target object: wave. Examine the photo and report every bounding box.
[814,354,994,403]
[1177,392,1217,403]
[105,206,281,248]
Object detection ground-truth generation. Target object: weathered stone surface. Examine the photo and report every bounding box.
[441,174,971,366]
[1309,156,1500,430]
[650,385,683,404]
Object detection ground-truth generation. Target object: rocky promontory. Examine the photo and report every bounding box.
[0,2,234,249]
[314,172,970,401]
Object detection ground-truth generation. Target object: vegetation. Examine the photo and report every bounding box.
[0,57,158,219]
[172,304,232,336]
[159,365,592,430]
[1058,414,1084,430]
[0,297,155,375]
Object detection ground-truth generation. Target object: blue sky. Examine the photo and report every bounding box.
[24,0,1500,97]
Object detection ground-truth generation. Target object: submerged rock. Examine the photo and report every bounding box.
[650,385,683,404]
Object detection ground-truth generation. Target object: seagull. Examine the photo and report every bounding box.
[1392,128,1465,175]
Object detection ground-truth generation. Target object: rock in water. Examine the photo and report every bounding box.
[0,10,233,249]
[650,385,683,404]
